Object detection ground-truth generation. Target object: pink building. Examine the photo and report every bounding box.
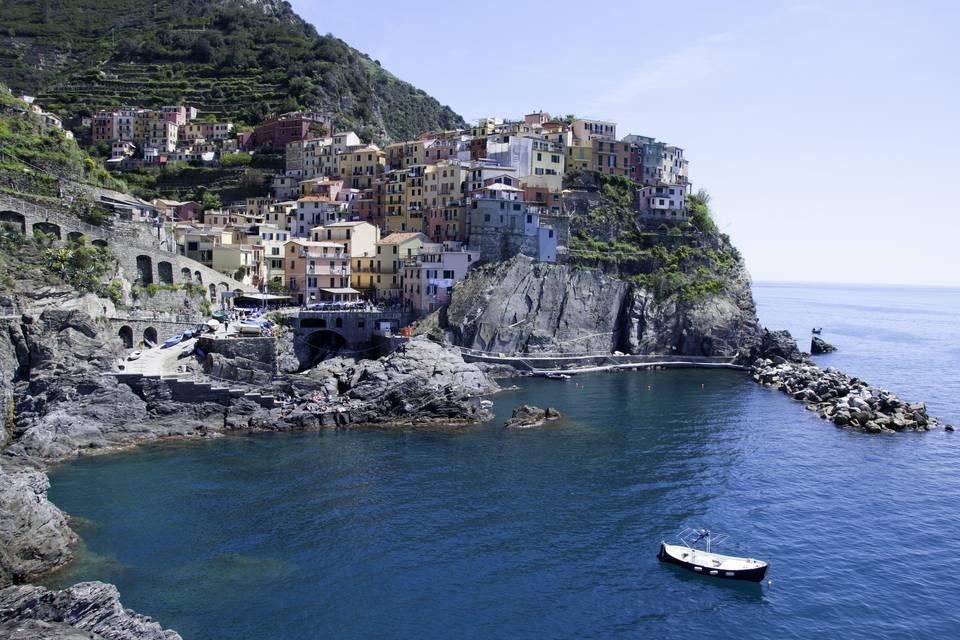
[402,241,479,314]
[284,239,355,305]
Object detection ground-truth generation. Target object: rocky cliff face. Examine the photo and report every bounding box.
[623,258,760,358]
[0,582,182,640]
[441,254,761,359]
[444,255,630,354]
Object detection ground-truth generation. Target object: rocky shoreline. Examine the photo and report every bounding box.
[752,330,953,434]
[0,307,501,638]
[0,306,953,636]
[752,359,953,433]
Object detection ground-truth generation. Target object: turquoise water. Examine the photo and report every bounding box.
[46,284,960,639]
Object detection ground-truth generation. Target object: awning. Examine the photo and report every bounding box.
[235,293,292,302]
[319,288,360,295]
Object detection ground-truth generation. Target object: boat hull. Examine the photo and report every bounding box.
[657,543,768,582]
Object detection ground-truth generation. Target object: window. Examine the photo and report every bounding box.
[527,214,533,223]
[443,270,455,279]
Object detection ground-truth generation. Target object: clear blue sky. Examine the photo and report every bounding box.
[290,0,959,286]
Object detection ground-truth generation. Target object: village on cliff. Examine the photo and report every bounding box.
[12,96,691,316]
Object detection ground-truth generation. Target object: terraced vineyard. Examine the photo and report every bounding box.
[0,0,464,142]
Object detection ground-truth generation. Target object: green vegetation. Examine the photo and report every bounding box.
[567,172,740,303]
[119,162,270,202]
[0,89,127,197]
[44,237,116,293]
[0,0,464,141]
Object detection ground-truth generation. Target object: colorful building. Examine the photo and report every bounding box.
[372,232,427,300]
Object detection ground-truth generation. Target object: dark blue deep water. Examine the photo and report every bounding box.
[46,284,960,639]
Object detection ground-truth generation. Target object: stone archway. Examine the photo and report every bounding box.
[180,267,192,283]
[67,231,86,244]
[32,221,61,240]
[92,238,108,248]
[218,282,229,293]
[157,261,174,284]
[302,329,347,368]
[143,327,158,346]
[135,255,153,285]
[208,284,217,301]
[0,211,26,234]
[118,325,133,349]
[194,270,203,284]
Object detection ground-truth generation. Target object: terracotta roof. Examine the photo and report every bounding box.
[376,232,425,245]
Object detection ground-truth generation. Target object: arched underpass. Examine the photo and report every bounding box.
[136,255,154,285]
[118,325,133,349]
[300,329,348,370]
[32,221,61,240]
[0,211,25,234]
[143,327,158,347]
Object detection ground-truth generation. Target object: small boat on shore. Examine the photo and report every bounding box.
[161,334,183,349]
[658,528,769,582]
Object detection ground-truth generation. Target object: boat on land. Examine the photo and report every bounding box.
[657,528,769,582]
[126,351,142,361]
[161,334,183,349]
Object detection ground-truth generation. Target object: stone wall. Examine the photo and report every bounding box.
[197,336,278,374]
[0,194,254,297]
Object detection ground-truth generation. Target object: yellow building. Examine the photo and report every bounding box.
[530,138,565,191]
[566,141,593,174]
[309,220,381,292]
[372,232,427,299]
[337,144,385,190]
[423,161,469,209]
[404,165,426,232]
[384,169,407,232]
[385,139,428,170]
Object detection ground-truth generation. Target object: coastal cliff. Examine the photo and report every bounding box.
[439,253,760,360]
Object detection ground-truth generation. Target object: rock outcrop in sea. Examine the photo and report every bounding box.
[752,360,950,433]
[438,254,761,359]
[0,581,182,640]
[503,405,562,429]
[811,336,837,354]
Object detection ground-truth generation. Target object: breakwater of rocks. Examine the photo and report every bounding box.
[751,359,954,433]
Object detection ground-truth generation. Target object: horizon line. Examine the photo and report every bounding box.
[753,279,960,289]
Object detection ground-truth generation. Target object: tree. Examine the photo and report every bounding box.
[266,279,288,295]
[201,191,222,211]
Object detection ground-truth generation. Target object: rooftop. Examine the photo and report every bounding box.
[377,232,426,245]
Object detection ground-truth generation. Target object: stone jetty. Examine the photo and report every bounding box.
[752,360,953,433]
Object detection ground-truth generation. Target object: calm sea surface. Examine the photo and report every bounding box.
[46,283,960,639]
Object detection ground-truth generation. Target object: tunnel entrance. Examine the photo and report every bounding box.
[302,329,347,369]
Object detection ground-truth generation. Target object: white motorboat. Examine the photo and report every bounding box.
[658,528,769,582]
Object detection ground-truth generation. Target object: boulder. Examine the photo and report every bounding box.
[810,336,837,355]
[503,405,561,429]
[758,329,804,363]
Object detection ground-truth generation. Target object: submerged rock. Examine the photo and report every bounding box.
[0,581,182,640]
[810,336,837,355]
[503,405,562,429]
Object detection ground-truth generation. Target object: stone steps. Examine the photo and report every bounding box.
[112,372,275,408]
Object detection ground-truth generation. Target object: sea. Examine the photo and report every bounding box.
[45,283,960,639]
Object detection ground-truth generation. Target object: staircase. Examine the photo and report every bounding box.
[114,373,276,409]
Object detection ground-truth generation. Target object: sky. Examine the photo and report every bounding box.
[290,0,959,286]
